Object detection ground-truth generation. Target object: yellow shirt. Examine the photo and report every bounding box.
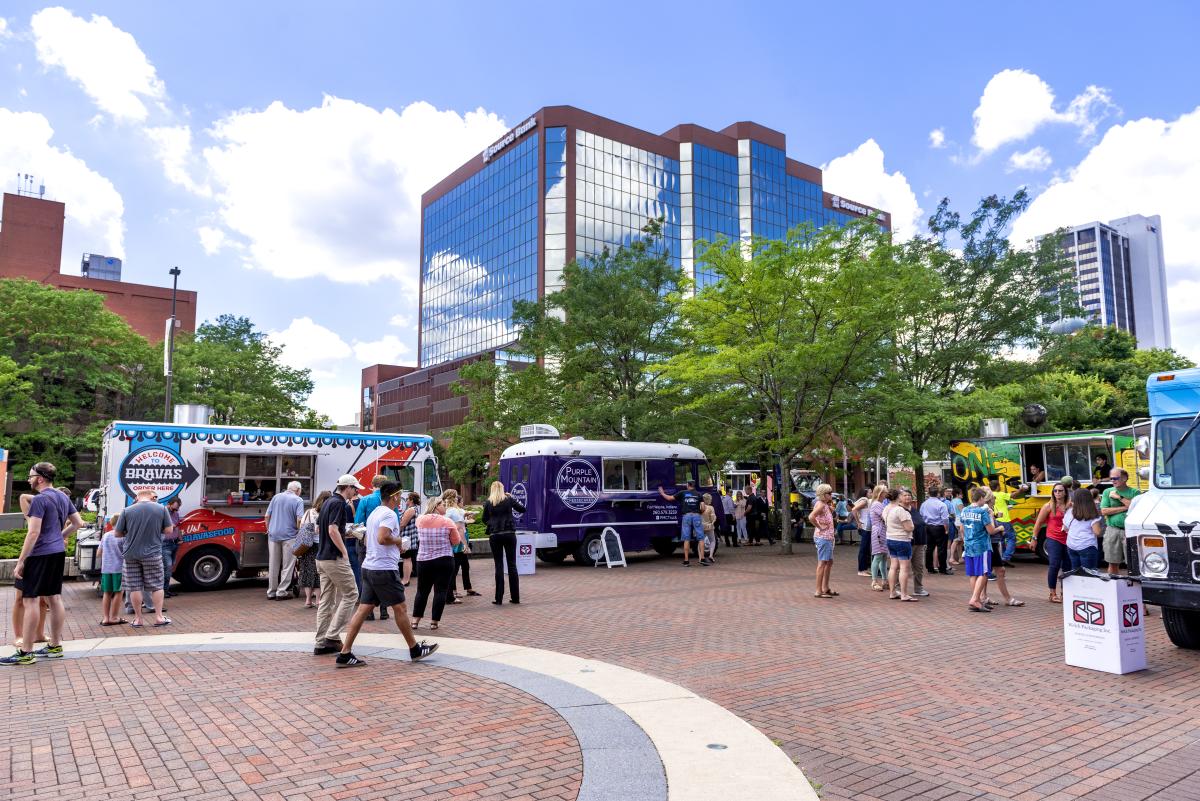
[993,491,1012,523]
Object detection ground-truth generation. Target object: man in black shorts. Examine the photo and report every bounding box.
[335,482,437,667]
[3,462,85,666]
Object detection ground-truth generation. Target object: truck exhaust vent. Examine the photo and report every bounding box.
[980,418,1009,438]
[520,424,561,441]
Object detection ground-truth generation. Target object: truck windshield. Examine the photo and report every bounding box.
[1156,416,1200,488]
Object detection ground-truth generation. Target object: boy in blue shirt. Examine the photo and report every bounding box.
[958,487,1000,613]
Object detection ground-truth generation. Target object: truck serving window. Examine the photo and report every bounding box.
[204,453,314,503]
[603,459,645,491]
[674,461,694,487]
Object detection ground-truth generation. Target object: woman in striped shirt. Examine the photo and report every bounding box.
[410,497,462,631]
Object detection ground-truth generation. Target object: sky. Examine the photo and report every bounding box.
[1,1,1198,424]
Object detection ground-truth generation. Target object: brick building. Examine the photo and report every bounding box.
[0,192,196,340]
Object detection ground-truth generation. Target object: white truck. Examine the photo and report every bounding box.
[89,421,439,590]
[1125,368,1200,648]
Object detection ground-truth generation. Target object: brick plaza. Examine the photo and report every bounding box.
[4,544,1200,800]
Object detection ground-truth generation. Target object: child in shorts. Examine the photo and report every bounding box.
[98,529,126,625]
[959,487,1000,613]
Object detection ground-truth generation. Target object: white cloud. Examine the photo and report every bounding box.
[197,225,228,255]
[1007,145,1052,172]
[971,69,1117,153]
[822,139,923,240]
[0,108,124,263]
[353,334,411,365]
[1010,107,1200,360]
[145,125,210,196]
[306,381,359,426]
[201,96,508,285]
[929,128,946,149]
[268,317,352,372]
[30,7,165,123]
[388,313,414,329]
[0,18,11,40]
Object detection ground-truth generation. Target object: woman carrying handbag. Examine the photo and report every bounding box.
[294,491,328,608]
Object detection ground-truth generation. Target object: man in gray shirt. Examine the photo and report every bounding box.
[265,481,305,600]
[115,489,174,627]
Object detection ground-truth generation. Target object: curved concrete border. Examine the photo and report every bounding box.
[60,632,817,801]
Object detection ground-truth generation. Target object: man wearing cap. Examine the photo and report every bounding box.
[313,474,362,655]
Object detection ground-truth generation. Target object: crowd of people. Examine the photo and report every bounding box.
[3,460,534,669]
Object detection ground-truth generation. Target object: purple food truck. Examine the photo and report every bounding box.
[500,425,721,565]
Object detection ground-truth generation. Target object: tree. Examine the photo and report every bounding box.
[0,279,150,484]
[665,220,915,553]
[867,192,1077,500]
[172,314,325,427]
[443,358,558,486]
[511,219,686,441]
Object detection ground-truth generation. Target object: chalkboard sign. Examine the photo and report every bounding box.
[599,527,627,568]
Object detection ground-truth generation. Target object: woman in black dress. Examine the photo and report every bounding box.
[482,481,526,605]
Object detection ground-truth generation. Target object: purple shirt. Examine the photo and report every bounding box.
[27,488,75,557]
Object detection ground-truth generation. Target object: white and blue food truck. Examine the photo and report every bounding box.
[499,425,720,565]
[1126,368,1200,648]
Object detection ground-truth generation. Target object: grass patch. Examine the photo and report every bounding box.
[0,530,78,559]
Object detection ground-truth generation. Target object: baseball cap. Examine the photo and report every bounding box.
[336,474,365,490]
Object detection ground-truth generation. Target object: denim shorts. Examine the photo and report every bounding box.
[680,513,705,542]
[815,538,834,561]
[886,540,912,560]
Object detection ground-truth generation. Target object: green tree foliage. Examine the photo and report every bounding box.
[868,192,1076,498]
[512,220,686,441]
[173,314,326,427]
[443,359,557,486]
[0,279,151,483]
[983,326,1193,432]
[665,220,913,552]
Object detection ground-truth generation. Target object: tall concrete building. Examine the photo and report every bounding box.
[362,105,890,435]
[1042,215,1171,350]
[1110,214,1171,350]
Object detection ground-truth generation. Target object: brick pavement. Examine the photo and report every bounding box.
[0,651,582,801]
[4,545,1200,800]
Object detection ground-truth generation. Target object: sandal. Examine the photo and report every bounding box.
[411,620,420,629]
[968,604,991,613]
[1048,593,1061,604]
[825,590,839,597]
[466,590,481,597]
[430,622,439,631]
[900,597,919,602]
[100,619,128,626]
[889,594,901,600]
[1006,598,1025,607]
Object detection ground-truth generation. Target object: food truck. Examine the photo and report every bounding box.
[1125,368,1200,648]
[499,425,719,565]
[92,421,439,590]
[950,428,1145,559]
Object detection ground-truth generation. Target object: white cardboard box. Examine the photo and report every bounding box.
[1062,574,1146,674]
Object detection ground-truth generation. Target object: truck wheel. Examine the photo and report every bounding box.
[573,531,605,566]
[537,547,570,564]
[179,547,234,591]
[651,537,678,557]
[1034,530,1049,564]
[1162,607,1200,649]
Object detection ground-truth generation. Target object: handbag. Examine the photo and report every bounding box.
[293,514,317,557]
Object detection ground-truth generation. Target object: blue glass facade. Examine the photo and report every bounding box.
[420,134,538,367]
[573,130,681,268]
[1050,223,1135,336]
[417,108,889,370]
[691,144,740,288]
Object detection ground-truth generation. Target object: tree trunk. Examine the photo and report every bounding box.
[778,452,793,554]
[913,457,926,503]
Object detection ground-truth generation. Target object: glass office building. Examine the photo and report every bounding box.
[418,106,889,369]
[367,106,889,437]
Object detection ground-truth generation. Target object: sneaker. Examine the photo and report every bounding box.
[700,558,713,566]
[335,652,366,668]
[682,561,691,567]
[410,641,439,662]
[987,573,997,581]
[380,610,389,620]
[365,612,376,621]
[0,650,35,666]
[32,644,64,660]
[913,590,930,597]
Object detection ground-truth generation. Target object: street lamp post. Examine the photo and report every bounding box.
[163,266,181,423]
